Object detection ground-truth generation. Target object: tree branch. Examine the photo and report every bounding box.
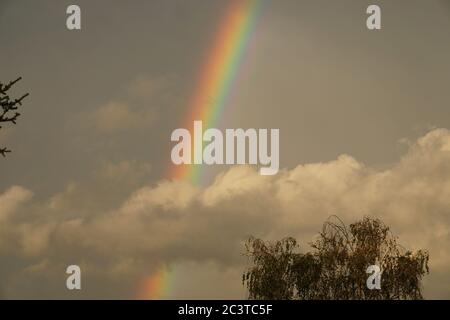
[0,77,28,157]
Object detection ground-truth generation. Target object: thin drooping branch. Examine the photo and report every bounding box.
[243,216,429,300]
[0,77,29,157]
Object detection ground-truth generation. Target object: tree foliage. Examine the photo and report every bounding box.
[0,77,29,157]
[243,216,429,300]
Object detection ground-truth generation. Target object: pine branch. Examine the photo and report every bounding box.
[0,77,28,157]
[0,147,11,157]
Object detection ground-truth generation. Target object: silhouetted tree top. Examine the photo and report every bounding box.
[243,216,429,300]
[0,77,29,157]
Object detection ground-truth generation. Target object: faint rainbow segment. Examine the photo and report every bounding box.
[136,266,172,300]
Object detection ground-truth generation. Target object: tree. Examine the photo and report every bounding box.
[243,216,429,300]
[0,77,29,157]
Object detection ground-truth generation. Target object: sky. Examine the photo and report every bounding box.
[1,0,450,299]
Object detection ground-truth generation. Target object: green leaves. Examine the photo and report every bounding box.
[243,216,430,300]
[243,236,298,300]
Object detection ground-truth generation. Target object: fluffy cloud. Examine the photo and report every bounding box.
[1,129,450,298]
[0,185,32,222]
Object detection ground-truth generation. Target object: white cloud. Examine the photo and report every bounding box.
[1,129,450,298]
[0,186,32,222]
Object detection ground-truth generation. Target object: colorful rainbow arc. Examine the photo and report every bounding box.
[170,0,265,185]
[140,0,265,300]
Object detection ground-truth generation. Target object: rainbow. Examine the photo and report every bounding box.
[140,0,265,300]
[170,0,265,185]
[136,265,172,300]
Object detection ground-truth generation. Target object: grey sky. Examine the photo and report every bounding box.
[1,0,450,299]
[1,0,449,192]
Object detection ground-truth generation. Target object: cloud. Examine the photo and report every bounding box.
[97,160,151,184]
[92,101,156,134]
[1,128,450,298]
[88,74,178,134]
[0,185,32,222]
[127,74,177,100]
[0,186,53,258]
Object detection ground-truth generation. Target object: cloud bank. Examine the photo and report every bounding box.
[1,129,450,298]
